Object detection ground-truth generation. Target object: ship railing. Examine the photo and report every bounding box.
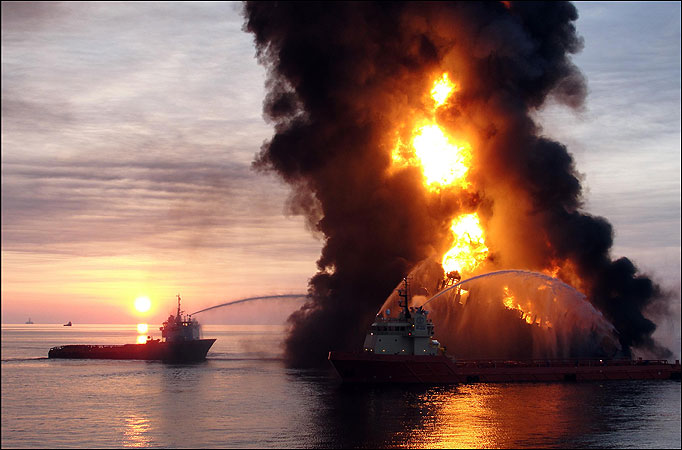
[453,358,673,369]
[53,344,136,350]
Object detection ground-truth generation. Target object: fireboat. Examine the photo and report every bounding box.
[48,295,215,362]
[328,277,681,383]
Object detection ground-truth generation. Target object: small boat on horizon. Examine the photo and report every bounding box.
[25,317,34,324]
[64,321,72,326]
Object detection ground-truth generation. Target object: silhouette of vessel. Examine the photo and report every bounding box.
[49,295,215,362]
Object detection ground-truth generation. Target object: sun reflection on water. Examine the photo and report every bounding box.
[123,414,151,448]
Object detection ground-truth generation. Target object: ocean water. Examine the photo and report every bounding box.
[2,324,680,449]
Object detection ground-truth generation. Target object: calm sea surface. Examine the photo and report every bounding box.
[2,324,680,449]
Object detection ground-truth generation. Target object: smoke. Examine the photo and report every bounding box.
[243,1,671,367]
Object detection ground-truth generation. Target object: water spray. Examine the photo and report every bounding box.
[190,294,308,316]
[420,270,584,307]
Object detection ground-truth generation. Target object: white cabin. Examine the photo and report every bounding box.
[362,279,443,356]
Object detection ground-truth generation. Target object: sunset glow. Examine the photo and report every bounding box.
[137,323,148,334]
[134,296,151,313]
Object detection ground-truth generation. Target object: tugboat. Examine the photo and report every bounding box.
[328,278,681,383]
[63,321,72,326]
[48,295,215,362]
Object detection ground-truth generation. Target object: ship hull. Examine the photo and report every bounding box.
[48,339,216,362]
[328,352,682,383]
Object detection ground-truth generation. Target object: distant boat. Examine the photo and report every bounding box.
[25,317,34,324]
[64,321,72,327]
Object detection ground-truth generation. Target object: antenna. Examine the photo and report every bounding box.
[398,277,411,319]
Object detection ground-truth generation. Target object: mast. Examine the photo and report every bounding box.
[398,277,411,319]
[177,294,182,319]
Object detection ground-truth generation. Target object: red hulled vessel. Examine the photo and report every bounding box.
[328,278,681,383]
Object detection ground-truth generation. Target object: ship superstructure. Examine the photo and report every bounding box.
[161,295,203,342]
[362,278,442,356]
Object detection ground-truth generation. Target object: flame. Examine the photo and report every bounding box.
[543,264,561,279]
[392,73,470,192]
[501,285,552,328]
[431,73,457,107]
[441,213,489,276]
[502,286,515,309]
[391,73,489,277]
[413,125,472,191]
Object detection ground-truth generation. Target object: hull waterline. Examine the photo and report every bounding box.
[329,351,682,383]
[49,339,216,362]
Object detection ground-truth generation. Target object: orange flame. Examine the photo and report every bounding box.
[391,73,488,277]
[502,286,552,328]
[413,124,472,191]
[431,73,457,107]
[392,73,471,192]
[442,213,489,276]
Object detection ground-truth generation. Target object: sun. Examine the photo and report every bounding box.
[134,296,152,313]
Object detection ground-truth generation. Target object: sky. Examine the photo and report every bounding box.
[1,2,680,336]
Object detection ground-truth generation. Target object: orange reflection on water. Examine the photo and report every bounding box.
[136,335,147,344]
[394,384,590,449]
[395,385,498,448]
[123,414,151,448]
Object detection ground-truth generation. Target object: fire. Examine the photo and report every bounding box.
[442,213,489,275]
[542,259,585,294]
[543,264,561,279]
[392,72,470,192]
[413,124,472,191]
[503,286,535,324]
[502,286,515,309]
[391,73,488,276]
[431,73,457,107]
[502,286,552,328]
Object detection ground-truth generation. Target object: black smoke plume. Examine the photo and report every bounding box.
[243,1,671,367]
